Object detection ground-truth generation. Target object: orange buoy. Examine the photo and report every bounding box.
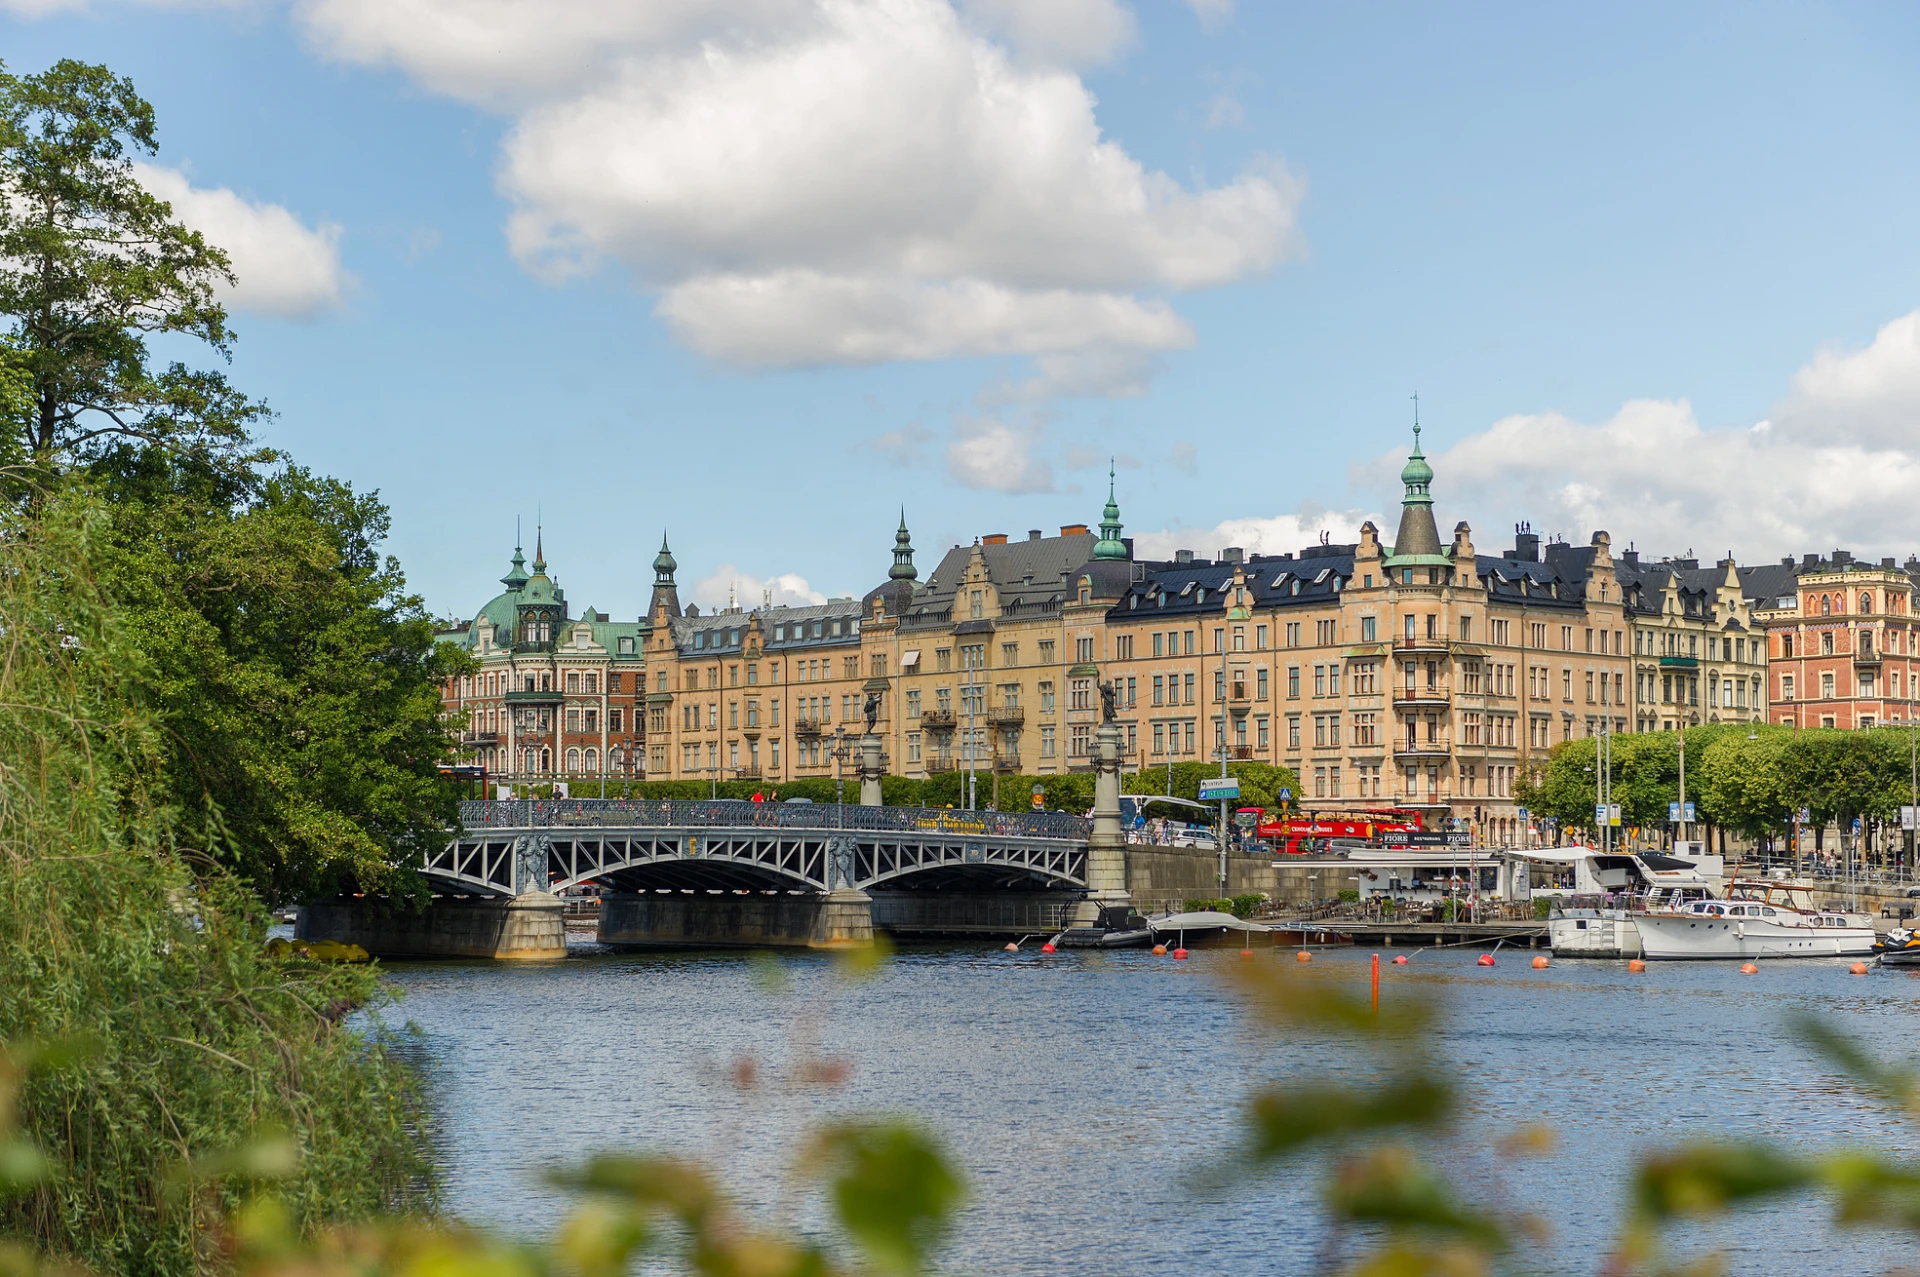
[1239,949,1255,961]
[1477,954,1496,967]
[1172,947,1189,960]
[1392,955,1409,965]
[1040,942,1056,954]
[1295,950,1312,963]
[1850,961,1869,975]
[1004,942,1019,953]
[1531,955,1550,969]
[1739,962,1758,974]
[1627,959,1647,973]
[1151,943,1167,956]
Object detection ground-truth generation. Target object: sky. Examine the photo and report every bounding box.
[5,0,1920,621]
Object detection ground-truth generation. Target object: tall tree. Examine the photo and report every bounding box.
[0,59,264,481]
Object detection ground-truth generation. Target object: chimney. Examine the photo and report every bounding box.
[1174,549,1194,565]
[982,533,1009,546]
[1513,522,1540,562]
[1060,523,1089,536]
[1803,553,1821,569]
[1782,556,1794,566]
[1219,547,1245,564]
[1833,549,1853,568]
[1620,548,1640,567]
[1884,557,1898,569]
[1028,529,1042,541]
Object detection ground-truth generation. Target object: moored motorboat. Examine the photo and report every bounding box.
[1873,928,1920,967]
[1052,905,1156,949]
[1633,881,1874,960]
[1150,910,1273,948]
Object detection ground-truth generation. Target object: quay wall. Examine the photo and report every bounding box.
[1124,845,1276,913]
[298,893,565,960]
[598,892,872,949]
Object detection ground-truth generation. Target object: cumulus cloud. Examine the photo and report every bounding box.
[1132,505,1378,563]
[1372,309,1920,560]
[134,163,349,319]
[946,416,1054,493]
[691,563,829,612]
[301,0,1301,389]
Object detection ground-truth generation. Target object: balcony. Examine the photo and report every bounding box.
[1393,736,1454,760]
[1230,745,1256,760]
[1657,655,1698,670]
[794,718,827,738]
[461,731,499,745]
[1392,687,1452,709]
[988,705,1025,726]
[735,765,762,780]
[926,757,958,774]
[504,688,564,704]
[1855,648,1883,667]
[1393,636,1452,655]
[919,709,956,731]
[993,754,1022,773]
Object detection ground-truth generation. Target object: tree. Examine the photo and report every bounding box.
[0,59,265,482]
[79,454,471,905]
[1123,760,1297,812]
[1692,728,1790,845]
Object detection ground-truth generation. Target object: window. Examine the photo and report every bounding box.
[1459,616,1472,643]
[1257,668,1269,700]
[1286,622,1301,647]
[1352,662,1377,695]
[1070,724,1089,757]
[1040,681,1056,712]
[1329,665,1341,696]
[1042,725,1056,757]
[1821,673,1835,698]
[1038,640,1055,664]
[1256,625,1268,649]
[1232,625,1246,652]
[1585,671,1595,703]
[1353,712,1376,746]
[1069,678,1092,711]
[1075,636,1095,662]
[1106,637,1124,661]
[1257,717,1269,748]
[1152,633,1164,657]
[936,648,952,672]
[969,590,983,620]
[1288,667,1301,698]
[1287,716,1301,750]
[1153,675,1165,705]
[1317,619,1337,645]
[1153,723,1165,755]
[1562,670,1572,701]
[1782,675,1795,701]
[1314,665,1326,697]
[610,708,623,732]
[1361,616,1376,642]
[1184,631,1196,655]
[1126,677,1136,707]
[906,689,921,718]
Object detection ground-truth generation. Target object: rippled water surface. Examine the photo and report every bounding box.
[382,943,1920,1275]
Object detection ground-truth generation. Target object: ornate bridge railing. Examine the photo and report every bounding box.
[456,799,1089,842]
[427,800,1090,899]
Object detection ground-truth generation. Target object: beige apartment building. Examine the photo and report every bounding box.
[1614,551,1768,732]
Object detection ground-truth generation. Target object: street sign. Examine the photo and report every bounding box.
[1595,803,1607,824]
[1278,787,1292,801]
[1853,817,1864,834]
[1902,806,1918,831]
[1668,802,1681,822]
[1684,801,1696,821]
[1198,777,1241,801]
[1608,803,1622,827]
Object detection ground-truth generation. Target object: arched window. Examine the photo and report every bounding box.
[539,748,551,773]
[1821,595,1831,616]
[584,749,598,773]
[1782,634,1794,658]
[567,671,580,692]
[566,748,580,772]
[1861,593,1874,613]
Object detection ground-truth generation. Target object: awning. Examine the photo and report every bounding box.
[899,649,920,668]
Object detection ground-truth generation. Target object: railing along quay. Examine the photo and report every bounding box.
[456,798,1090,842]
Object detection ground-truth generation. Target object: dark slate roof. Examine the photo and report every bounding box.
[667,599,862,656]
[1110,546,1359,620]
[891,532,1103,631]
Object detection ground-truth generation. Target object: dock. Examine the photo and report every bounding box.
[1268,919,1550,949]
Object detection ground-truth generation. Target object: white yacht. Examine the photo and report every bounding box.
[1633,883,1874,960]
[1541,849,1720,958]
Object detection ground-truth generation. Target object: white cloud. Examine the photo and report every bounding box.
[1186,0,1233,31]
[691,563,829,612]
[1380,309,1920,560]
[1205,93,1244,129]
[1132,505,1377,563]
[303,0,1302,389]
[959,0,1136,68]
[134,163,349,319]
[946,416,1054,493]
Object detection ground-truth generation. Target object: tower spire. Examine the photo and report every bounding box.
[889,508,918,581]
[1385,404,1446,569]
[1092,458,1127,561]
[648,530,682,619]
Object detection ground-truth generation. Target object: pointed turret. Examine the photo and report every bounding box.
[889,508,918,581]
[501,544,529,591]
[648,531,682,619]
[531,526,547,576]
[1092,461,1127,561]
[1385,421,1448,572]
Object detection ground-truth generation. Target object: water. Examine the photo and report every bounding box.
[380,943,1920,1275]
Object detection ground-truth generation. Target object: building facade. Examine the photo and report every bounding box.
[440,538,647,789]
[1756,552,1920,729]
[1614,552,1767,732]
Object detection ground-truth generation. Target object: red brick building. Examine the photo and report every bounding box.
[1757,553,1920,729]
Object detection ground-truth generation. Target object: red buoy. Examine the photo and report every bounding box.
[1172,947,1189,960]
[1294,950,1312,963]
[1151,944,1167,956]
[1392,955,1409,965]
[1040,942,1056,954]
[1238,949,1255,961]
[1477,954,1496,967]
[1531,955,1550,969]
[1739,962,1758,974]
[1850,961,1869,975]
[1627,959,1647,973]
[1003,942,1019,952]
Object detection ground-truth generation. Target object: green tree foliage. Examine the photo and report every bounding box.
[73,453,472,905]
[1123,760,1297,812]
[0,502,434,1274]
[0,60,266,482]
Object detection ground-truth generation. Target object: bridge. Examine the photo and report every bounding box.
[426,798,1091,897]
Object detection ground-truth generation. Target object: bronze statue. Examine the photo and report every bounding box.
[863,690,881,734]
[1098,679,1117,723]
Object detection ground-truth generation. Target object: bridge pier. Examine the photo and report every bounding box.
[1075,714,1132,925]
[296,892,566,960]
[598,889,872,949]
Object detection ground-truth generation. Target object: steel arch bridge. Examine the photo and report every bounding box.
[422,799,1089,898]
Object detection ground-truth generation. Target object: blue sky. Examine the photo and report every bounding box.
[5,0,1919,619]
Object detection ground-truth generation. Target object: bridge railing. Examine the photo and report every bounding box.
[456,798,1090,842]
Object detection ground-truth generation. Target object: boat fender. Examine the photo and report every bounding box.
[1239,949,1255,961]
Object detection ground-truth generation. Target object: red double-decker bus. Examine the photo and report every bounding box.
[1252,809,1424,855]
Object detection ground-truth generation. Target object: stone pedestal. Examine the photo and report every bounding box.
[811,888,875,948]
[857,734,885,807]
[1075,718,1132,925]
[297,891,565,960]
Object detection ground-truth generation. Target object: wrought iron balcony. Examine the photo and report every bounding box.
[925,757,958,773]
[1393,736,1454,759]
[462,731,499,745]
[1392,636,1453,655]
[1392,687,1452,709]
[1230,745,1256,760]
[1854,649,1883,667]
[793,718,827,737]
[919,709,956,730]
[987,705,1025,726]
[993,753,1022,773]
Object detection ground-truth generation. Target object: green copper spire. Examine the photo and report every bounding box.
[1092,460,1127,560]
[1400,420,1435,505]
[889,508,918,581]
[1385,404,1448,568]
[653,531,677,584]
[501,543,529,590]
[531,525,547,576]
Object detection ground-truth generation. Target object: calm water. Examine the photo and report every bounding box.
[379,942,1920,1275]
